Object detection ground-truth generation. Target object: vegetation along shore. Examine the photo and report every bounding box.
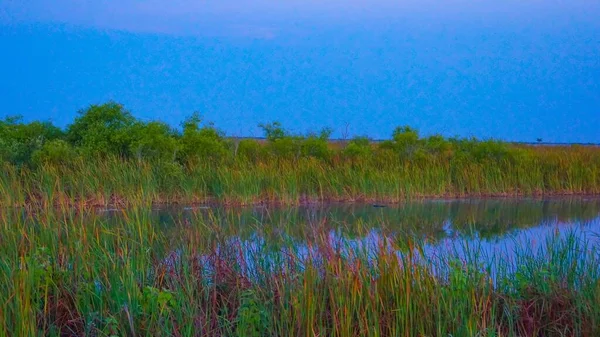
[1,207,599,336]
[2,102,600,336]
[2,102,599,208]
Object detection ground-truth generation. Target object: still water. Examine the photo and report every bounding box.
[101,197,600,270]
[104,196,600,239]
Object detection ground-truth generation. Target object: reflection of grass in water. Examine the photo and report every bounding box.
[142,198,600,242]
[1,208,599,336]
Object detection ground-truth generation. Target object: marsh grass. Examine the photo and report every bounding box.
[1,207,599,337]
[2,144,600,209]
[3,103,600,207]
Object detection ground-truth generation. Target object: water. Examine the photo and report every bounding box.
[102,196,600,240]
[99,197,600,268]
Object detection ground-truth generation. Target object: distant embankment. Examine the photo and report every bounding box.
[229,136,600,147]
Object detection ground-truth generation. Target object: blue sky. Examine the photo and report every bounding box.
[1,0,599,142]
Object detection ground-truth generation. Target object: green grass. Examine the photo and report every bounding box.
[0,208,599,336]
[2,145,600,209]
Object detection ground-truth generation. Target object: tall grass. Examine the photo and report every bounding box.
[3,104,600,207]
[2,144,600,208]
[0,207,598,336]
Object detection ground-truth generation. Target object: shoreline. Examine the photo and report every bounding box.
[7,191,600,210]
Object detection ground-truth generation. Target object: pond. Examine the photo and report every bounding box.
[99,196,600,277]
[4,196,600,335]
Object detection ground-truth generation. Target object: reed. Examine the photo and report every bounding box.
[3,103,600,207]
[2,145,600,209]
[0,207,598,336]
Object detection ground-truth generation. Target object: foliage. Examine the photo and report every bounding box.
[67,102,137,157]
[1,101,600,205]
[391,125,420,158]
[0,116,64,165]
[300,128,332,160]
[179,113,229,163]
[236,139,263,162]
[259,121,286,142]
[130,121,179,162]
[342,136,372,160]
[31,139,77,166]
[259,122,301,159]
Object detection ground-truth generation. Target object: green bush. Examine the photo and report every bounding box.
[31,140,77,166]
[259,122,301,159]
[130,121,179,162]
[259,121,286,142]
[423,134,452,157]
[0,116,64,165]
[301,128,332,160]
[236,139,264,162]
[343,136,372,160]
[67,102,137,157]
[471,140,512,162]
[179,113,229,163]
[392,126,420,158]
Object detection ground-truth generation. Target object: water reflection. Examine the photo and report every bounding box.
[130,197,600,242]
[97,197,600,281]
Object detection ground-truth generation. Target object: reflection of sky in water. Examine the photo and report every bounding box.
[154,198,600,283]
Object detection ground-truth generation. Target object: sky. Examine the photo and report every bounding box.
[1,0,599,142]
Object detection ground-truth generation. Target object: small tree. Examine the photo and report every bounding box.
[130,121,179,162]
[391,126,421,158]
[259,122,300,159]
[301,127,333,160]
[0,116,65,165]
[343,136,372,161]
[179,113,228,163]
[259,122,286,142]
[67,102,137,157]
[31,139,77,166]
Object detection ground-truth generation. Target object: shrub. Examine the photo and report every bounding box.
[301,128,332,160]
[423,134,452,155]
[343,136,372,160]
[259,122,301,159]
[0,116,65,165]
[236,139,264,162]
[66,102,137,157]
[130,121,179,162]
[471,140,512,162]
[31,140,77,166]
[259,122,286,142]
[391,125,421,158]
[179,113,229,163]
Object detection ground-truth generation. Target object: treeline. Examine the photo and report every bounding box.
[1,101,539,166]
[2,102,600,206]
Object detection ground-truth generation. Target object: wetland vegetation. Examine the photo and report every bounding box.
[1,198,600,336]
[2,102,600,208]
[2,102,600,336]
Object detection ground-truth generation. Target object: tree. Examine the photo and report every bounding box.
[343,136,372,160]
[301,127,333,160]
[31,139,77,166]
[259,122,299,159]
[391,126,420,157]
[130,121,179,162]
[67,102,137,157]
[179,113,229,163]
[0,116,65,165]
[259,122,287,142]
